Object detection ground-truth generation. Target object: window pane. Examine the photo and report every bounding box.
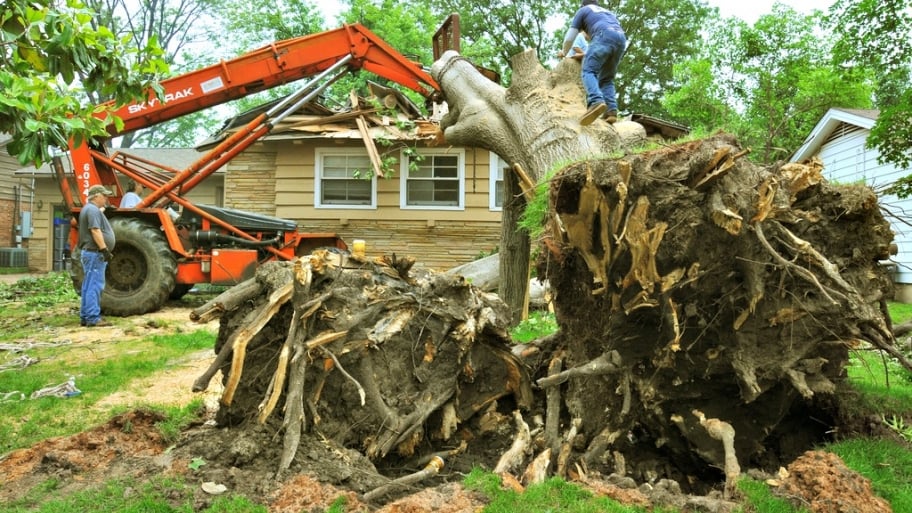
[320,153,373,205]
[494,181,504,208]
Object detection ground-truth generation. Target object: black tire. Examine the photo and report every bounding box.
[169,283,193,300]
[70,217,177,315]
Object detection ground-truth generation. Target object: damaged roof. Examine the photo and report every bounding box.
[196,81,441,151]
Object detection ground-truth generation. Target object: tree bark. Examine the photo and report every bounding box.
[499,164,532,326]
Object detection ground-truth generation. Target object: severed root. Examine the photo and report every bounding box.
[362,456,445,502]
[522,448,552,485]
[190,277,262,322]
[544,354,564,452]
[556,418,581,478]
[221,281,293,406]
[536,351,622,388]
[693,410,740,499]
[494,410,531,474]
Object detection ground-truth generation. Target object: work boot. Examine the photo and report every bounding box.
[580,103,607,126]
[604,110,618,124]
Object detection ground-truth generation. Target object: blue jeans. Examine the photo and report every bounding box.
[581,29,626,112]
[80,251,107,325]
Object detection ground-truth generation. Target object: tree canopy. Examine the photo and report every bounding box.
[828,0,912,195]
[0,0,167,165]
[662,5,873,164]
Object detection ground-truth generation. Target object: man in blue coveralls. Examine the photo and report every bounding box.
[559,0,626,126]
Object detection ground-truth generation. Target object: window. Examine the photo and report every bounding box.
[400,149,464,209]
[489,152,507,210]
[315,150,376,208]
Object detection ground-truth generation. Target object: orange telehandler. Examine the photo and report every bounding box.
[56,21,451,316]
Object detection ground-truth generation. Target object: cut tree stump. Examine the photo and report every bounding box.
[195,250,533,477]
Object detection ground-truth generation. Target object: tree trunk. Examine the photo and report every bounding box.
[499,164,531,326]
[431,49,911,488]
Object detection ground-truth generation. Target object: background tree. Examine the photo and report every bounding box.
[661,58,737,134]
[85,0,224,148]
[0,0,167,165]
[335,0,438,109]
[430,0,566,83]
[604,0,713,118]
[828,0,912,194]
[664,5,872,164]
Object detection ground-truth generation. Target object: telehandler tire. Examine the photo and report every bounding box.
[70,217,177,315]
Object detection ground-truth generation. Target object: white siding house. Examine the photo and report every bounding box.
[790,108,912,301]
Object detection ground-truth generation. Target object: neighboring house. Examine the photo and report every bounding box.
[790,108,912,301]
[199,90,505,271]
[15,148,224,273]
[0,134,31,268]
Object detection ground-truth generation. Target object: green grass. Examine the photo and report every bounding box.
[0,476,267,513]
[463,468,665,513]
[0,328,216,452]
[737,477,809,513]
[845,350,912,414]
[888,301,912,324]
[511,310,559,343]
[827,438,912,512]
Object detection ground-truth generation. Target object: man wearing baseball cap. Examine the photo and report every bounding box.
[78,184,116,327]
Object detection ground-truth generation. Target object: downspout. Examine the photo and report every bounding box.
[13,184,19,247]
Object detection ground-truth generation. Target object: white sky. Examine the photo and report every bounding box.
[705,0,835,24]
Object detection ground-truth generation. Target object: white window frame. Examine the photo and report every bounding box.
[489,152,507,211]
[399,148,465,210]
[314,148,377,209]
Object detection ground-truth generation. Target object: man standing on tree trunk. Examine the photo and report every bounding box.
[558,0,626,126]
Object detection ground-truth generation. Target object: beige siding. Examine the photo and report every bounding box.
[223,138,502,269]
[223,143,278,215]
[299,219,499,271]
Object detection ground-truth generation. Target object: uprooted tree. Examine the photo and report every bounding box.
[190,48,912,499]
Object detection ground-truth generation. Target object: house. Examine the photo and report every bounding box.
[198,89,505,271]
[14,148,224,273]
[790,108,912,301]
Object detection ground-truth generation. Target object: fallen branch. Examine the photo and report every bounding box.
[278,259,313,474]
[556,418,581,478]
[522,448,552,485]
[545,353,563,452]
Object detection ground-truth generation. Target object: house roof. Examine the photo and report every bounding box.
[790,108,880,162]
[196,84,439,151]
[630,113,690,140]
[16,147,222,176]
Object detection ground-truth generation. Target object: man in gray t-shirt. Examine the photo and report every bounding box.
[78,184,116,327]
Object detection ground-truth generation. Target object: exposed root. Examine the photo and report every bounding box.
[536,351,622,388]
[494,410,531,474]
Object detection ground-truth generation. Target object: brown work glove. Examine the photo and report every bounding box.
[102,248,113,262]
